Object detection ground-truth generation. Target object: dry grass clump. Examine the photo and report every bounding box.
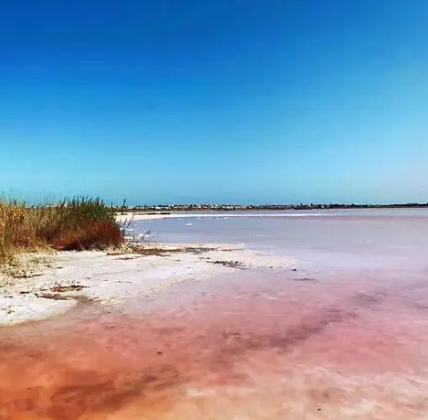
[52,220,124,251]
[0,197,124,264]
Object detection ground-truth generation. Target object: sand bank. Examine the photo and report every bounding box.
[0,244,291,326]
[115,212,331,222]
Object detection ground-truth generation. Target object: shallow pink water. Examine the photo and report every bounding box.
[1,267,428,419]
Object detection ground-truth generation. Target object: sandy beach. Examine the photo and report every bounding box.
[0,244,290,326]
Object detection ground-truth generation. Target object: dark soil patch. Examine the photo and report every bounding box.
[124,246,215,257]
[183,247,215,255]
[208,260,245,269]
[293,277,317,282]
[50,285,87,293]
[115,256,141,260]
[35,293,71,301]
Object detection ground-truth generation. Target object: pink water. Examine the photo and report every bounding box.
[1,262,428,419]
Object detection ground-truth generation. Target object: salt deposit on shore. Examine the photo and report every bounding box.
[115,212,330,223]
[0,244,291,326]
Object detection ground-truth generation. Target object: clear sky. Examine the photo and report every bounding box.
[1,0,428,204]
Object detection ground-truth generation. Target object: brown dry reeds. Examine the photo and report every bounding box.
[52,220,124,251]
[0,197,124,264]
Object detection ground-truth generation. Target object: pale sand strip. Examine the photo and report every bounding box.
[0,244,291,326]
[115,212,331,223]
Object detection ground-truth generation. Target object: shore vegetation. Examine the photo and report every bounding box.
[0,197,124,264]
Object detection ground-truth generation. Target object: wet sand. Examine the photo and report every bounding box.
[1,260,428,419]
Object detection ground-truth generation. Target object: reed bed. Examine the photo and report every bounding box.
[0,197,123,264]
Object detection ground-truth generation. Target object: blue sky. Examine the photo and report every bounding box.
[1,0,428,204]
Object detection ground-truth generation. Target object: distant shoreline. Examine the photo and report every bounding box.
[115,206,428,223]
[115,203,428,215]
